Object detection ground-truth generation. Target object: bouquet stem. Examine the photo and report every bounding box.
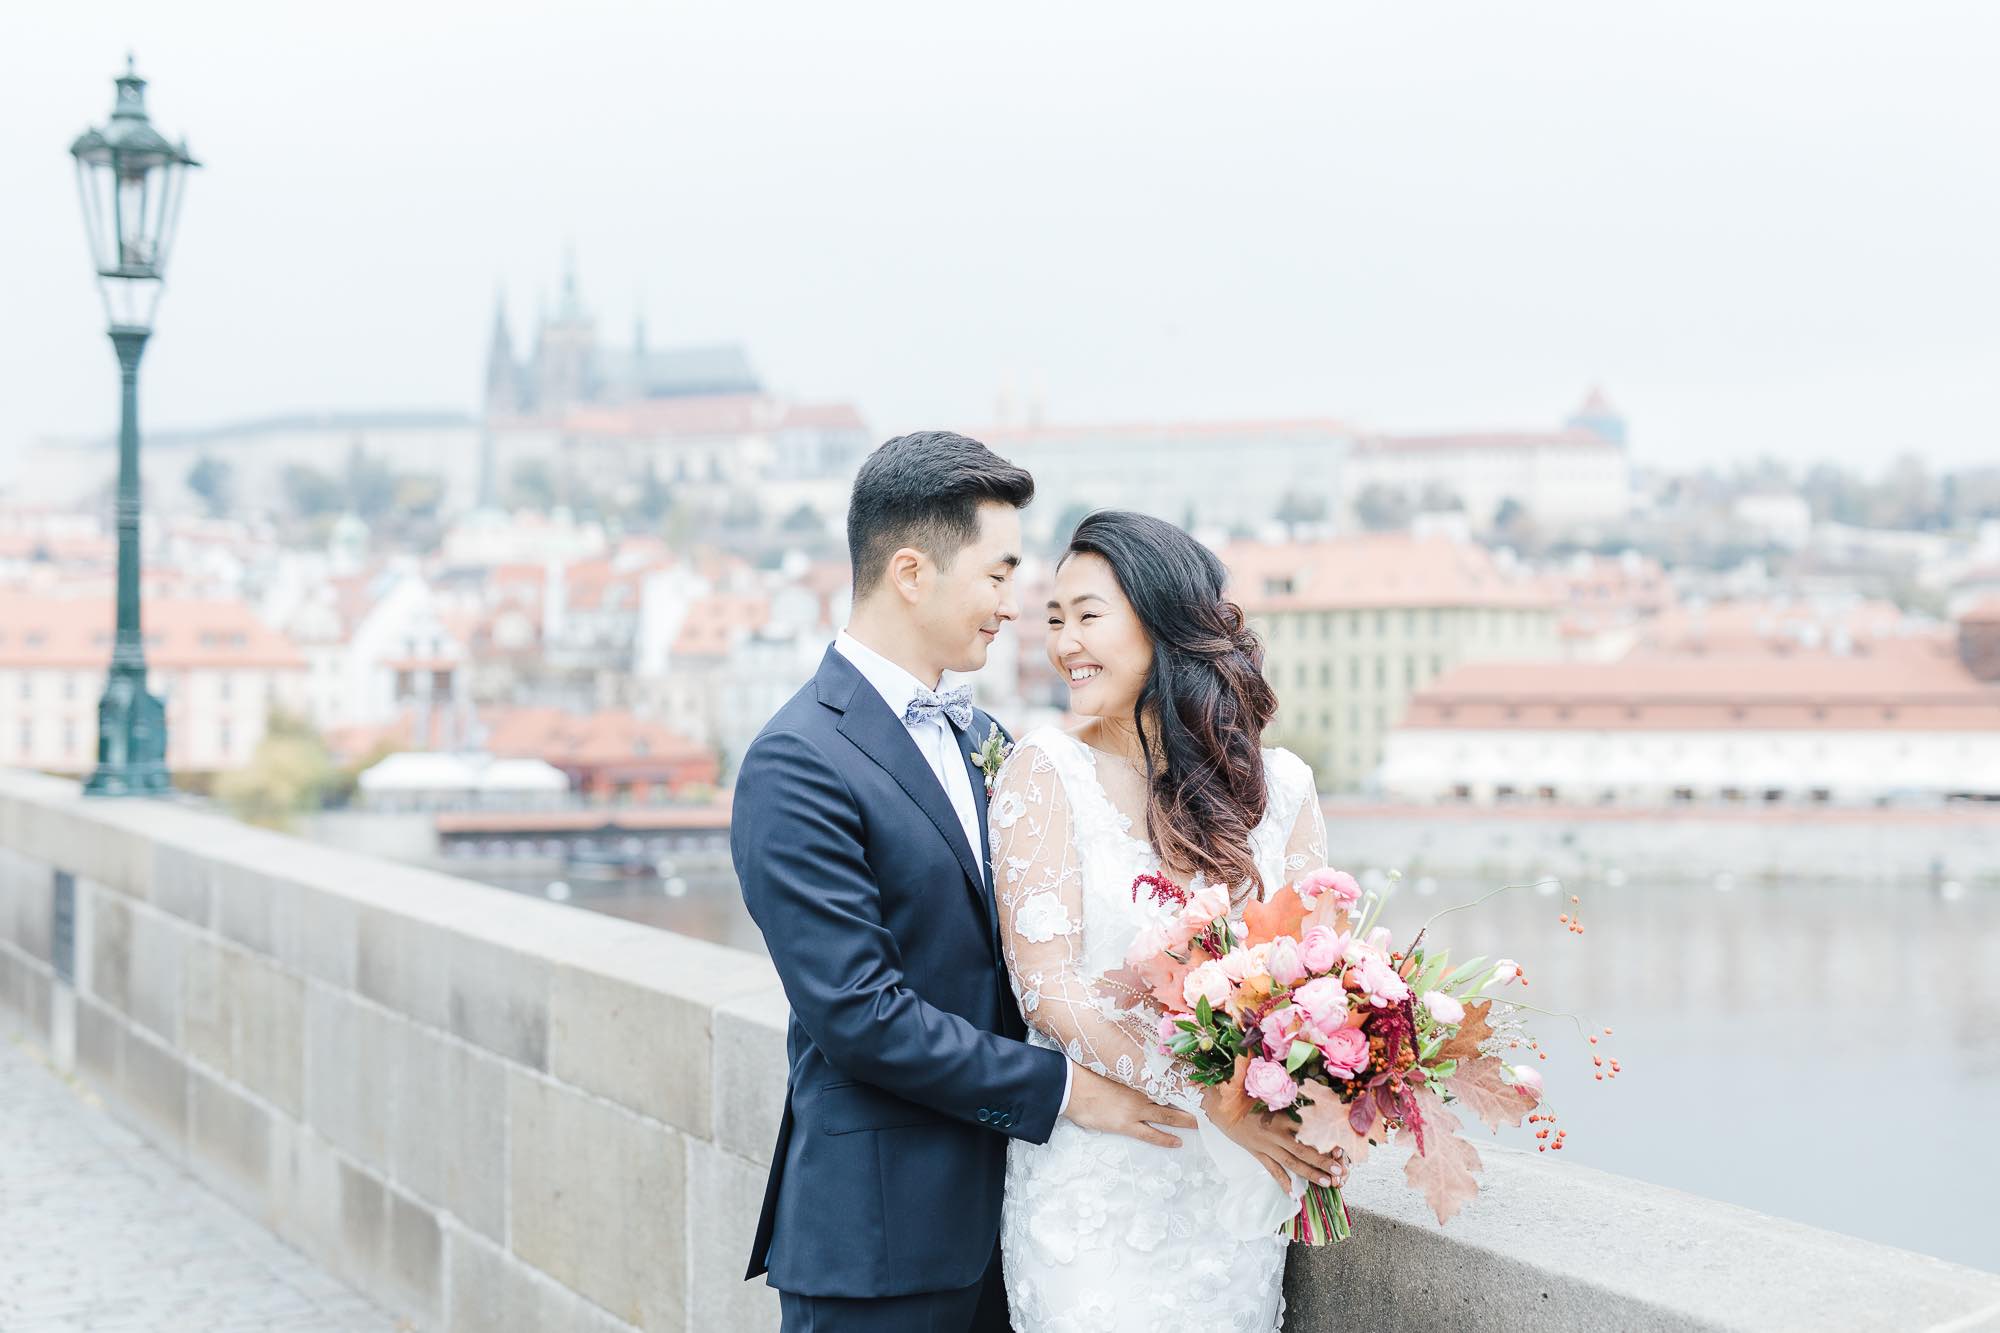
[1286,1182,1352,1245]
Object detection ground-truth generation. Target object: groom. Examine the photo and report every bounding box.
[733,432,1196,1331]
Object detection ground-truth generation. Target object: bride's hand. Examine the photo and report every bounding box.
[1201,1085,1348,1191]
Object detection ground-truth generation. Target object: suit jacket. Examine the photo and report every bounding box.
[732,645,1068,1298]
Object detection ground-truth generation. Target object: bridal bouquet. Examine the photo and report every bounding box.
[1109,867,1562,1243]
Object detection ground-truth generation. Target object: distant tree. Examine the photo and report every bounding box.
[215,712,336,830]
[1274,490,1328,526]
[1493,496,1527,532]
[1050,502,1097,546]
[1417,481,1465,512]
[280,464,343,518]
[186,455,234,518]
[1353,483,1413,532]
[781,503,826,535]
[343,443,399,520]
[631,459,671,526]
[509,458,558,511]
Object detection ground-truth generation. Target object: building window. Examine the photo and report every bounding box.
[1404,656,1417,687]
[1430,655,1443,676]
[1320,710,1332,729]
[1374,610,1387,636]
[1348,705,1360,732]
[17,721,30,754]
[1348,658,1360,689]
[63,675,76,701]
[1403,610,1416,634]
[219,674,232,702]
[1374,705,1387,729]
[1374,657,1386,688]
[1430,609,1442,634]
[1319,662,1332,687]
[219,722,232,755]
[1295,663,1308,688]
[62,721,75,757]
[1320,613,1332,640]
[17,677,28,700]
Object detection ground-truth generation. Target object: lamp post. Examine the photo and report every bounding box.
[70,56,198,796]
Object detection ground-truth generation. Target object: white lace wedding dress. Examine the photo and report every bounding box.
[992,727,1328,1333]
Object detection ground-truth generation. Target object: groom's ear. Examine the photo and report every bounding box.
[885,546,929,603]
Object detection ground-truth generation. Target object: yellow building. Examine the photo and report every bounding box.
[1223,536,1560,791]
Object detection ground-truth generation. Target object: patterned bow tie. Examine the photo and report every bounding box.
[904,684,974,731]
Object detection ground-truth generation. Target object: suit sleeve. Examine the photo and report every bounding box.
[733,728,1068,1143]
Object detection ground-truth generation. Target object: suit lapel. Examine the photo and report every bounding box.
[830,666,987,900]
[952,714,1004,955]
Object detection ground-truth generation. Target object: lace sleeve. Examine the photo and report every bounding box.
[1280,751,1328,879]
[992,743,1196,1107]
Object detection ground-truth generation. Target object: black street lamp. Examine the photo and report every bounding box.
[70,56,198,796]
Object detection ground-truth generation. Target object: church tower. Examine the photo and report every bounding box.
[1567,384,1628,448]
[532,247,597,418]
[483,289,521,418]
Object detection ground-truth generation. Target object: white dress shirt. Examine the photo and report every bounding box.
[833,630,1073,1116]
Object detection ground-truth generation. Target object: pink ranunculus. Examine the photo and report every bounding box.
[1259,1003,1304,1057]
[1352,954,1411,1008]
[1364,926,1394,955]
[1421,990,1466,1026]
[1297,868,1363,910]
[1156,1012,1182,1053]
[1509,1064,1544,1094]
[1486,958,1520,989]
[1313,1023,1370,1079]
[1182,960,1232,1011]
[1243,1057,1300,1111]
[1299,925,1349,974]
[1265,935,1307,986]
[1291,976,1348,1030]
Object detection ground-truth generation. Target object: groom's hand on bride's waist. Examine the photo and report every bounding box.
[1060,1068,1197,1149]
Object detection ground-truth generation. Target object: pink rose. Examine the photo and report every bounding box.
[1421,990,1465,1026]
[1266,935,1307,986]
[1510,1064,1543,1094]
[1125,923,1170,967]
[1298,868,1362,910]
[1292,976,1348,1030]
[1156,1012,1182,1053]
[1243,1057,1300,1111]
[1185,884,1230,928]
[1353,954,1411,1008]
[1299,925,1348,974]
[1259,1003,1304,1057]
[1182,960,1232,1011]
[1313,1024,1370,1079]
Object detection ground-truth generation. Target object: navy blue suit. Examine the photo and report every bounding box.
[733,646,1068,1326]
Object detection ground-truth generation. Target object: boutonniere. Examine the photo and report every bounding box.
[970,722,1012,797]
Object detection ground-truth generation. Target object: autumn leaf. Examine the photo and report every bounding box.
[1209,1055,1257,1128]
[1103,954,1198,1013]
[1444,1055,1535,1132]
[1402,1086,1483,1225]
[1434,999,1496,1064]
[1294,1080,1376,1166]
[1241,884,1309,947]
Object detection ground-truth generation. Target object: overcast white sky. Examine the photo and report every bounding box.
[3,1,1996,472]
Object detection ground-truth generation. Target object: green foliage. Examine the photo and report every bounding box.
[186,455,233,518]
[214,711,338,830]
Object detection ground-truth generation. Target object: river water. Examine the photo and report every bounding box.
[464,863,2000,1274]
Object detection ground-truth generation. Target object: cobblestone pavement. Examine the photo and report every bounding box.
[0,1036,403,1332]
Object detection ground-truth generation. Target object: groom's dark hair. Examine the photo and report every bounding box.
[846,431,1034,598]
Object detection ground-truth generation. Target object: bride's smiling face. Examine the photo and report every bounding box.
[1046,551,1153,720]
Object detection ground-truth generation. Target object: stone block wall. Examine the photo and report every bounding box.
[5,767,2000,1332]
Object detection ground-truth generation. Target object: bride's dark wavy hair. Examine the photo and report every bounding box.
[1061,510,1278,900]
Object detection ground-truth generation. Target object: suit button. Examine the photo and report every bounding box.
[976,1109,991,1123]
[1000,1113,1014,1128]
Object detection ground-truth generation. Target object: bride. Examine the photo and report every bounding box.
[992,510,1346,1333]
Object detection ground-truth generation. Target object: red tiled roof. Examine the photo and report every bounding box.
[671,593,771,657]
[1223,537,1557,612]
[483,707,711,767]
[0,593,305,669]
[1402,650,2000,731]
